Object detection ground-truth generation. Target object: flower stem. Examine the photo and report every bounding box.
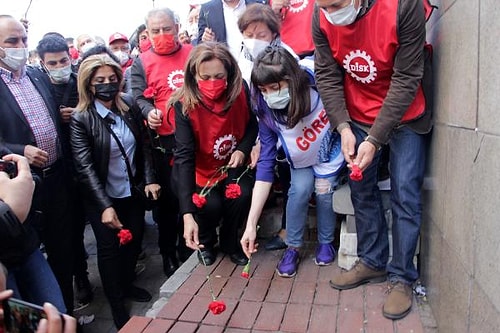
[235,165,251,183]
[197,249,216,301]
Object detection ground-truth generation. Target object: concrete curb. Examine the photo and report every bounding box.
[145,252,199,318]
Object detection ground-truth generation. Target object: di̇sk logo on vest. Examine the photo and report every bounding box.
[342,49,377,84]
[289,0,308,13]
[213,134,237,160]
[167,69,185,90]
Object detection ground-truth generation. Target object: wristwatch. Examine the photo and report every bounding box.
[364,135,382,151]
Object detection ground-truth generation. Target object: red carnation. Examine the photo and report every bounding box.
[192,193,207,208]
[208,300,226,315]
[241,257,251,279]
[225,165,251,199]
[349,165,363,182]
[117,229,133,245]
[143,87,156,99]
[225,183,241,199]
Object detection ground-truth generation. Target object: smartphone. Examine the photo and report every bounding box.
[2,298,47,333]
[0,159,17,178]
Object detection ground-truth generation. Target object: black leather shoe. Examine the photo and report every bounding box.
[162,254,179,277]
[265,235,287,251]
[197,249,216,266]
[111,303,130,329]
[124,285,152,302]
[230,252,249,266]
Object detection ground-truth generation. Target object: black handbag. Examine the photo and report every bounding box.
[101,115,157,210]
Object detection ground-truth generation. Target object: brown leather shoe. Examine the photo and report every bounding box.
[329,260,386,290]
[382,282,413,320]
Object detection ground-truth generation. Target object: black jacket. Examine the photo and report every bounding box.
[70,95,156,213]
[197,0,269,45]
[0,66,63,158]
[0,143,38,268]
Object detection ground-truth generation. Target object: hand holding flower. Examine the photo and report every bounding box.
[101,207,122,229]
[349,164,363,182]
[183,214,201,250]
[147,109,163,130]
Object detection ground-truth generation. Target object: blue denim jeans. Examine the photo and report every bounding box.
[286,166,338,248]
[6,249,67,313]
[350,124,427,284]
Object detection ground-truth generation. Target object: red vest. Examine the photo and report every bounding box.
[319,0,425,125]
[188,87,250,187]
[139,44,193,135]
[278,0,315,56]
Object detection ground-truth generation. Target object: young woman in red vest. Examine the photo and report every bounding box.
[169,42,258,267]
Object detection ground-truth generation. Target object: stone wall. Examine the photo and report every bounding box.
[421,1,500,331]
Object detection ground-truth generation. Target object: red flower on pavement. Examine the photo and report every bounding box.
[349,165,363,182]
[208,300,226,315]
[117,229,133,245]
[225,183,241,199]
[197,249,226,315]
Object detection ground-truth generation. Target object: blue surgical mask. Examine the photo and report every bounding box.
[321,0,361,26]
[263,87,290,109]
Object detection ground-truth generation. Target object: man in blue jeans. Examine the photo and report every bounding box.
[312,0,432,320]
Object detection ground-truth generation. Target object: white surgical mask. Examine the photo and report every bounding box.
[263,87,290,109]
[187,23,198,39]
[0,47,28,71]
[47,65,72,84]
[321,0,361,26]
[243,38,270,60]
[80,42,97,54]
[113,51,130,66]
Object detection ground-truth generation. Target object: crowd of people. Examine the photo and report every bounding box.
[0,0,432,331]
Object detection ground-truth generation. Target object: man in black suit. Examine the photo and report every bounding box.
[0,15,74,315]
[197,0,269,58]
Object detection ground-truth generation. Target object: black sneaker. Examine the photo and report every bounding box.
[124,285,152,302]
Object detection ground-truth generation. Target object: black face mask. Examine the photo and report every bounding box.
[93,82,120,102]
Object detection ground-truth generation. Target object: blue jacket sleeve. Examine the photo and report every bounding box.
[255,120,278,183]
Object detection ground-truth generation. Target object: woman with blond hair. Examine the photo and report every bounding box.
[70,54,160,329]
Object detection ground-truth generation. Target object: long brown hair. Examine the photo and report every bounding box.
[168,42,243,115]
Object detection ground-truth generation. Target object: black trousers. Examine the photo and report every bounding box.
[153,135,182,257]
[194,166,254,254]
[88,197,144,312]
[32,163,74,314]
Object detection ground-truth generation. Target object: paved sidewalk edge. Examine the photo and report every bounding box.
[145,252,198,318]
